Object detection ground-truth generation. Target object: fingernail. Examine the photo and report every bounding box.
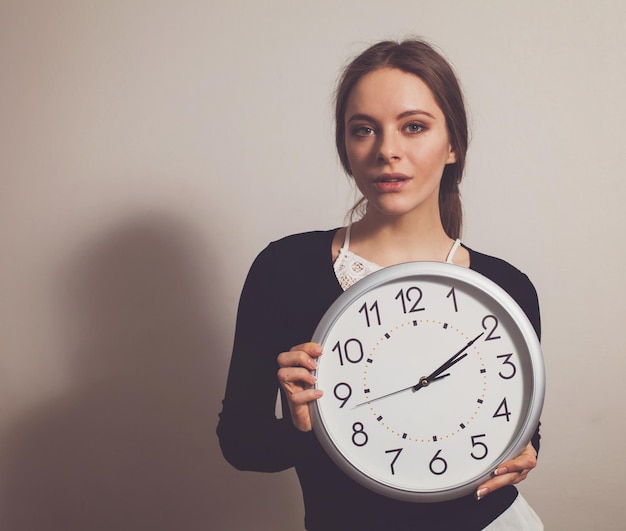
[309,359,318,369]
[476,487,489,501]
[494,467,508,476]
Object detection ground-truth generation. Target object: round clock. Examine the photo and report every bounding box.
[309,261,544,502]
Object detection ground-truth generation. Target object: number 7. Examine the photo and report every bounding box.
[385,448,403,475]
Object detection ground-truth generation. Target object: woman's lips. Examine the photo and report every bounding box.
[372,173,411,192]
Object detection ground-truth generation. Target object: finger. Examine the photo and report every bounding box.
[476,467,530,500]
[476,443,537,499]
[283,381,324,433]
[277,351,318,371]
[291,342,324,356]
[287,387,324,406]
[288,398,319,432]
[495,444,537,476]
[277,343,323,370]
[277,367,318,389]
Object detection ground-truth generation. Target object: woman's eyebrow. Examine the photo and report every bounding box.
[346,113,376,124]
[397,109,436,120]
[347,109,436,123]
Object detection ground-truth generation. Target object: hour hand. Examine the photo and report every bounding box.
[413,332,484,390]
[413,371,452,391]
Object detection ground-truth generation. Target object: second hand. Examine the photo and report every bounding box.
[352,373,450,409]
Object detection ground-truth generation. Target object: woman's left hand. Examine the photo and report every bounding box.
[475,442,537,500]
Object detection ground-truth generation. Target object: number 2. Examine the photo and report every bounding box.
[482,315,501,341]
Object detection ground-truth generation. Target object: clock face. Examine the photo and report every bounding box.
[310,262,544,502]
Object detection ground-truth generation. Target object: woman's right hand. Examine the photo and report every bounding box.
[277,342,324,432]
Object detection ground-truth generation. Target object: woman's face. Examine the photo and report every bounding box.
[344,67,456,221]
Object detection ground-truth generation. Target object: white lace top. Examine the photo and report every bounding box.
[333,225,462,291]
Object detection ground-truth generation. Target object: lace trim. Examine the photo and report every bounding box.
[333,248,382,291]
[333,226,461,291]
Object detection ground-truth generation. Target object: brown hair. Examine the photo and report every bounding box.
[335,39,468,239]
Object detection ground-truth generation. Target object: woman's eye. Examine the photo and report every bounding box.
[353,126,375,137]
[404,122,425,134]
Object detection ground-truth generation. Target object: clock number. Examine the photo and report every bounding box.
[358,300,381,327]
[446,286,458,312]
[395,287,425,313]
[429,449,448,475]
[332,338,364,366]
[351,422,369,447]
[470,434,489,460]
[493,397,512,422]
[385,448,403,475]
[333,382,352,408]
[482,315,501,341]
[497,353,517,379]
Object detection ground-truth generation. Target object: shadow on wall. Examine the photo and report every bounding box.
[0,216,222,531]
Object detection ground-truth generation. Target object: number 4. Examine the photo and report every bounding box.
[493,397,512,422]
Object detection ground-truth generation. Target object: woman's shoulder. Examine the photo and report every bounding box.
[243,229,343,319]
[260,228,339,259]
[246,228,339,278]
[466,245,537,296]
[466,246,531,282]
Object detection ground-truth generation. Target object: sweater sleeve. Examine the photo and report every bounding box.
[216,242,317,472]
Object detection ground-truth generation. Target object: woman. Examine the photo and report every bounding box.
[217,39,543,530]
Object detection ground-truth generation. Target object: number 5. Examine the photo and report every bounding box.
[470,434,489,460]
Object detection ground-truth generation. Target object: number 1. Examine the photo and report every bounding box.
[446,287,458,312]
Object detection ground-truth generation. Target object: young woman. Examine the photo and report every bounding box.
[217,39,543,530]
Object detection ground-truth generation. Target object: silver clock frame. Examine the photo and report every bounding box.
[309,261,545,503]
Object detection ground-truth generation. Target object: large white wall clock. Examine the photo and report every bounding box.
[309,262,545,502]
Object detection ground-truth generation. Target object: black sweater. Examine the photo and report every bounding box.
[217,229,541,530]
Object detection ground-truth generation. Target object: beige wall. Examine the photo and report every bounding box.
[1,1,625,529]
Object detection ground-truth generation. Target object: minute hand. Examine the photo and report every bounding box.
[414,332,484,390]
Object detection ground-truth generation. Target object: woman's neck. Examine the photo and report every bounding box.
[349,213,454,267]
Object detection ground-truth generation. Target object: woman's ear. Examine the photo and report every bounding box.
[446,146,457,164]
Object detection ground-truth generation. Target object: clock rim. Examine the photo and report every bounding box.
[309,261,545,503]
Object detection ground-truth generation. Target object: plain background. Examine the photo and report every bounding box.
[1,1,625,530]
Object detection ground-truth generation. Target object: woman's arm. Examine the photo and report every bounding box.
[216,246,316,472]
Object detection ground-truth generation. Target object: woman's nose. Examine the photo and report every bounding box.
[377,132,402,163]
